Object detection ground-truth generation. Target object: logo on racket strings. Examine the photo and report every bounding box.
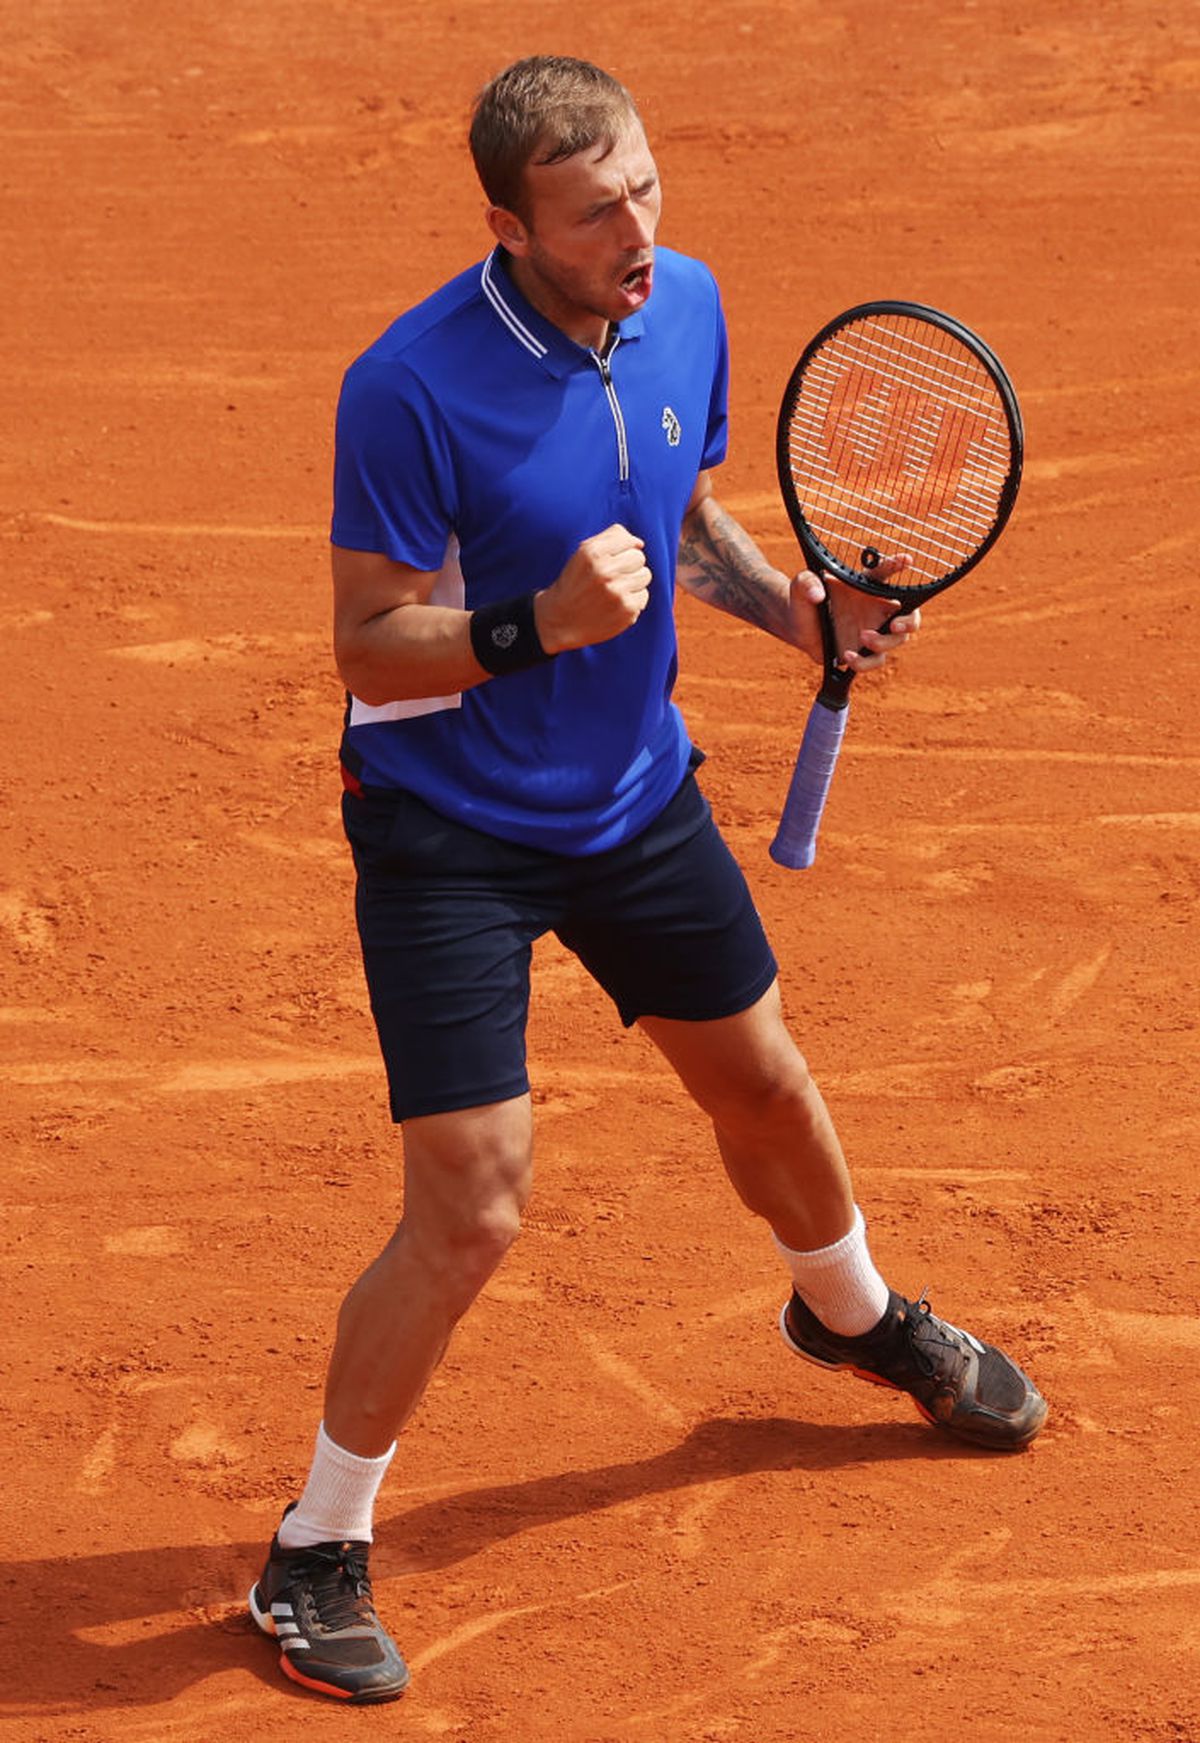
[822,366,997,520]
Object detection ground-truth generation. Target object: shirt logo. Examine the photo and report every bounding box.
[661,406,681,447]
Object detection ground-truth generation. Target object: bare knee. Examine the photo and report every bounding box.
[436,1188,526,1280]
[705,1039,821,1140]
[644,985,826,1140]
[397,1098,533,1307]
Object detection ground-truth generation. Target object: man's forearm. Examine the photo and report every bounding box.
[336,603,495,706]
[676,493,799,644]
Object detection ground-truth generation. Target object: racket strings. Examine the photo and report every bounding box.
[785,314,1015,587]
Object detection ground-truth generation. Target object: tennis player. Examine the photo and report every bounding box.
[247,55,1047,1704]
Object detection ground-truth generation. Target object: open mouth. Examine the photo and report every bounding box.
[620,261,652,299]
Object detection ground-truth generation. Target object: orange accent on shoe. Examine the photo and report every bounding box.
[278,1654,356,1700]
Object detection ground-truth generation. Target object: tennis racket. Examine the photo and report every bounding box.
[769,300,1023,869]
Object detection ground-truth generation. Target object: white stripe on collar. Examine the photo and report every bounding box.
[481,253,548,359]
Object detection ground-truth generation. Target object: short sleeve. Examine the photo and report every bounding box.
[699,285,730,470]
[331,358,458,568]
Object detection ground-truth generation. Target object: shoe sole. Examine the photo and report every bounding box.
[248,1582,409,1704]
[778,1304,1046,1449]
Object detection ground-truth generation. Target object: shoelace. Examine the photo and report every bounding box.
[903,1295,967,1382]
[295,1543,377,1632]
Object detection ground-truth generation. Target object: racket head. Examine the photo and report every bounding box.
[776,301,1023,610]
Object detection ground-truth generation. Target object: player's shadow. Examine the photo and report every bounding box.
[379,1410,967,1575]
[4,1412,977,1714]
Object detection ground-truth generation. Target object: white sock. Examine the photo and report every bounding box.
[277,1422,396,1550]
[774,1205,891,1337]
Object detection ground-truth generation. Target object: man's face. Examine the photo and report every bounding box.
[494,119,662,348]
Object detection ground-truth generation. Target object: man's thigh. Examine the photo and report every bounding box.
[400,1096,535,1235]
[638,980,806,1114]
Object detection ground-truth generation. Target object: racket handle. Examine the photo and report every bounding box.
[769,697,849,870]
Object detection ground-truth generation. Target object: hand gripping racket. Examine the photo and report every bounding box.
[769,300,1023,869]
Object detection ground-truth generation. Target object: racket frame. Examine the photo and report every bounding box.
[776,299,1024,626]
[769,300,1024,867]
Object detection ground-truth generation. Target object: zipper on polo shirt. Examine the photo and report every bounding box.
[591,338,630,485]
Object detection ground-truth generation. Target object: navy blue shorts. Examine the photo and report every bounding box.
[343,767,778,1122]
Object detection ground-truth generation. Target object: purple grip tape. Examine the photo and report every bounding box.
[769,699,849,870]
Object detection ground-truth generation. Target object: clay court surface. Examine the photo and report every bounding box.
[4,1,1200,1738]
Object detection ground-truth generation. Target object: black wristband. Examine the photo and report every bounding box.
[469,593,553,676]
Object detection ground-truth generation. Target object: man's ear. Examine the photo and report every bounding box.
[486,205,529,256]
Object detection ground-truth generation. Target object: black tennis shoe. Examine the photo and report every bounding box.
[248,1509,409,1703]
[780,1288,1047,1450]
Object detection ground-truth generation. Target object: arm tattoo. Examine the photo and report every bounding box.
[676,498,790,637]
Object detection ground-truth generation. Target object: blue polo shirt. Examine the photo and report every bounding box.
[333,244,729,855]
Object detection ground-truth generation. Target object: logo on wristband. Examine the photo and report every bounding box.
[471,594,552,675]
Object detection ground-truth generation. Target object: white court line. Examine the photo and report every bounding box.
[32,512,324,538]
[409,1579,633,1675]
[709,729,1200,773]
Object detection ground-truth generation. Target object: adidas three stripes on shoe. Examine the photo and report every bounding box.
[249,1511,409,1704]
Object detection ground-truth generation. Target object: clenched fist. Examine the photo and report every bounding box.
[533,524,652,654]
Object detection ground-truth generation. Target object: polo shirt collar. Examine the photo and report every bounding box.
[480,247,646,379]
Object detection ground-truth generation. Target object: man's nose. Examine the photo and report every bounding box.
[618,199,654,249]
